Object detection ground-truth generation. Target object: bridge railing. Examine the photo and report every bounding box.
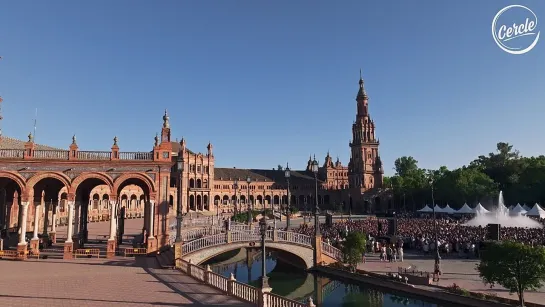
[276,230,312,247]
[182,233,227,254]
[321,242,343,261]
[178,259,314,307]
[168,227,225,245]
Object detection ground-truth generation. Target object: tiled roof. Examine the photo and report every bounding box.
[0,136,64,151]
[214,167,324,184]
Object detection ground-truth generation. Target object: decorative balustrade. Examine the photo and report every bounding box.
[321,242,343,261]
[77,151,111,160]
[264,292,308,307]
[33,150,69,159]
[178,260,314,307]
[231,231,261,243]
[119,151,153,160]
[276,231,312,247]
[182,233,227,254]
[168,227,225,245]
[0,149,25,159]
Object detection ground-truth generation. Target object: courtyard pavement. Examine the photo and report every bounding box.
[358,252,545,305]
[0,256,250,307]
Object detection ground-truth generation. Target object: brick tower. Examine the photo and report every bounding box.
[348,71,384,193]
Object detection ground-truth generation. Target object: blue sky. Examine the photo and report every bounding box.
[0,1,543,175]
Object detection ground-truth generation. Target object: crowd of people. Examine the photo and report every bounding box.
[293,215,545,258]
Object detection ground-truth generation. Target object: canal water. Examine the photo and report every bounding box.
[202,249,444,307]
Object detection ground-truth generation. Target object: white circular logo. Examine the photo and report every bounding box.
[492,5,540,55]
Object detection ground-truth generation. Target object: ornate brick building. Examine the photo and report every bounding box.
[0,74,389,253]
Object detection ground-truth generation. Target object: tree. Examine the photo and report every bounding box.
[477,241,545,306]
[342,231,366,271]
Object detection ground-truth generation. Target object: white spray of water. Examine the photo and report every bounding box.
[464,191,542,228]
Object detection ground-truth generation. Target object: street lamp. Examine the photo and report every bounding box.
[311,157,320,236]
[284,163,291,230]
[247,176,252,224]
[234,179,239,216]
[430,177,442,278]
[175,154,184,243]
[259,216,270,290]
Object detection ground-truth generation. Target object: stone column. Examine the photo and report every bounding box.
[107,200,117,258]
[30,203,40,252]
[64,201,75,259]
[73,201,80,246]
[147,200,156,252]
[50,202,58,243]
[17,202,30,258]
[42,201,50,243]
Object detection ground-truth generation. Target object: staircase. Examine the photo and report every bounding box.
[155,245,174,269]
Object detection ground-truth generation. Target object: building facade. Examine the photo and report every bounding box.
[0,75,390,244]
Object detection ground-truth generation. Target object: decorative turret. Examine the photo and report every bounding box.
[111,136,120,161]
[323,151,334,168]
[335,156,342,168]
[306,155,313,172]
[160,110,171,143]
[180,137,186,152]
[154,133,159,147]
[163,109,170,128]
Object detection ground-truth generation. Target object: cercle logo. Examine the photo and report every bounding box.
[492,5,540,55]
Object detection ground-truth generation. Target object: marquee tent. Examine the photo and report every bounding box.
[523,204,531,211]
[433,204,445,213]
[525,204,545,218]
[474,203,490,214]
[510,204,527,215]
[457,203,475,214]
[443,204,456,214]
[417,205,433,213]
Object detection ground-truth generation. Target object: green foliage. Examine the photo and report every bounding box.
[232,210,274,223]
[477,241,545,306]
[389,142,545,209]
[342,232,366,270]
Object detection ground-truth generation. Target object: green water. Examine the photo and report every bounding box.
[202,249,445,307]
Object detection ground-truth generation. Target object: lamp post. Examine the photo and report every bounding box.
[430,177,442,277]
[175,154,184,243]
[234,179,239,216]
[259,216,270,290]
[284,163,291,230]
[311,157,320,236]
[247,176,252,224]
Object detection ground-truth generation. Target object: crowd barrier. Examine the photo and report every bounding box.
[74,248,101,258]
[0,250,19,260]
[123,247,147,257]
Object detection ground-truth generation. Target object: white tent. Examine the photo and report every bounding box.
[525,204,545,218]
[508,205,514,210]
[443,204,456,214]
[433,204,445,213]
[474,203,490,214]
[457,203,475,214]
[417,205,433,213]
[510,204,527,215]
[523,204,531,211]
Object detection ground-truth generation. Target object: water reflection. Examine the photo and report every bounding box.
[202,248,442,307]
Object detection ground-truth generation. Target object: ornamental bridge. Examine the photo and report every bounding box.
[177,227,343,270]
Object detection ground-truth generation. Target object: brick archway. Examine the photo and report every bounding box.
[26,172,72,192]
[0,171,27,192]
[70,172,114,194]
[113,173,156,197]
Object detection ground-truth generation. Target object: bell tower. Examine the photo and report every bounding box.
[348,71,384,191]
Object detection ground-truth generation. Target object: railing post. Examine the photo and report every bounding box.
[227,273,236,295]
[227,230,232,243]
[205,264,212,284]
[273,229,278,242]
[307,297,316,307]
[68,136,78,161]
[187,259,192,275]
[174,241,183,268]
[258,287,271,307]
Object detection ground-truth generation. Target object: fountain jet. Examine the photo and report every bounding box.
[464,191,542,228]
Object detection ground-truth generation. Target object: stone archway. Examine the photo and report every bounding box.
[0,171,26,242]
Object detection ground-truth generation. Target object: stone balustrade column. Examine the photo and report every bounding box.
[30,203,41,252]
[32,203,40,240]
[17,202,30,258]
[146,200,157,252]
[50,202,58,243]
[64,201,75,259]
[227,273,236,295]
[18,202,29,245]
[65,201,75,243]
[73,202,80,241]
[205,265,212,284]
[107,200,117,258]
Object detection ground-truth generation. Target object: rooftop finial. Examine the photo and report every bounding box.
[113,136,118,146]
[28,132,33,142]
[154,133,159,147]
[72,134,77,145]
[163,109,170,128]
[359,68,362,80]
